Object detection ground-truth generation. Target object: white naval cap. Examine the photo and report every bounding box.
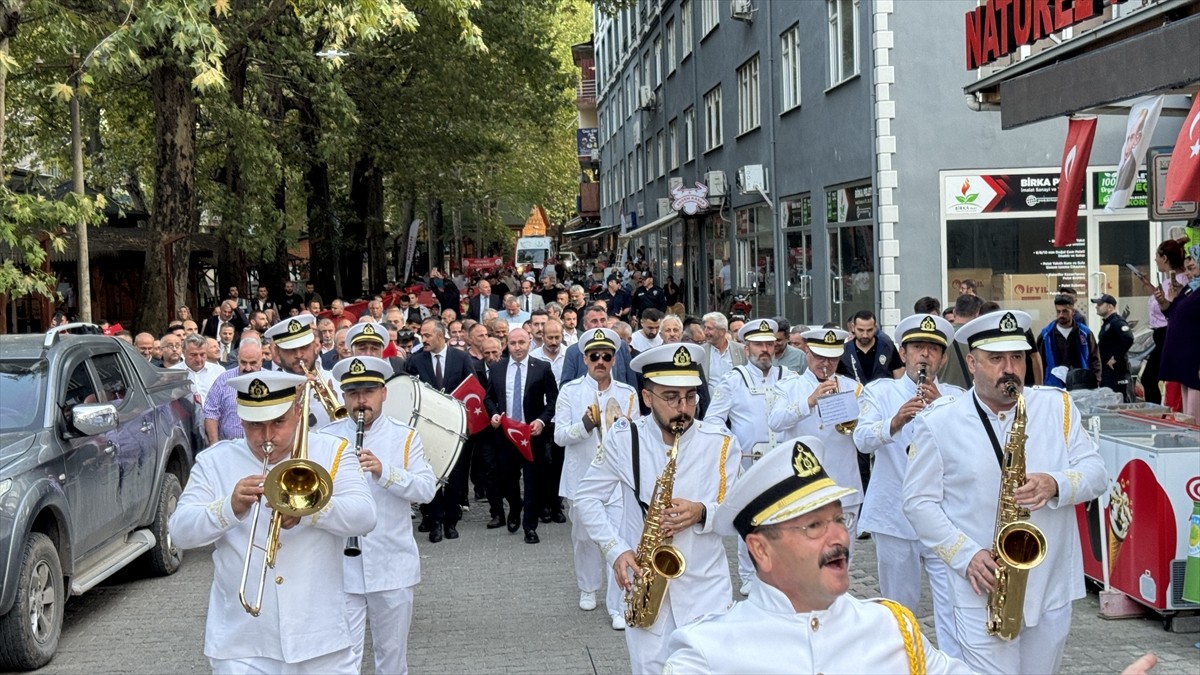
[579,327,620,352]
[801,328,850,358]
[227,370,307,423]
[345,321,390,349]
[738,318,778,343]
[893,313,955,348]
[264,314,316,349]
[331,355,393,391]
[955,310,1032,353]
[715,436,858,538]
[630,343,705,387]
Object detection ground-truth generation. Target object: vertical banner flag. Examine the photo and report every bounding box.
[1162,95,1200,209]
[402,218,421,283]
[1054,116,1098,248]
[1106,96,1164,212]
[451,374,490,435]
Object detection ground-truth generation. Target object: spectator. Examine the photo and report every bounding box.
[1092,293,1134,400]
[135,332,157,363]
[630,308,664,352]
[278,280,305,316]
[659,314,684,344]
[1139,239,1187,405]
[1036,294,1101,389]
[631,270,667,316]
[250,286,274,314]
[771,317,808,375]
[1158,244,1200,418]
[913,296,941,314]
[203,337,264,444]
[958,278,977,296]
[700,311,744,382]
[160,332,184,368]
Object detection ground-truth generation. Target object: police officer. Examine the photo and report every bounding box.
[1092,294,1134,401]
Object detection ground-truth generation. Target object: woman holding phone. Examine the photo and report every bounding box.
[1139,238,1187,405]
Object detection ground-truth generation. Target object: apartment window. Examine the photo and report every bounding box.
[684,107,696,162]
[700,0,719,36]
[704,87,722,151]
[653,37,663,86]
[666,20,676,73]
[642,60,651,96]
[669,120,679,170]
[626,76,635,119]
[657,131,666,177]
[737,56,761,134]
[636,148,644,188]
[781,24,801,111]
[645,142,654,184]
[828,0,859,85]
[681,0,693,56]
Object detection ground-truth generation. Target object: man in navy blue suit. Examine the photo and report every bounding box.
[467,278,504,324]
[485,327,559,543]
[406,318,484,542]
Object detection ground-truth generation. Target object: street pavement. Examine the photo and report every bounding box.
[40,497,1199,674]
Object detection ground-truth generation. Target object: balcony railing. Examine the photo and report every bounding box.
[576,79,596,106]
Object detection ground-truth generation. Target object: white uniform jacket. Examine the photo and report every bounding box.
[855,375,965,539]
[704,365,795,455]
[766,371,864,507]
[553,376,639,499]
[903,386,1106,625]
[663,582,973,674]
[169,432,377,663]
[574,417,742,635]
[323,416,437,593]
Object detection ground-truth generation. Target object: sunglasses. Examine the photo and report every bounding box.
[587,352,614,363]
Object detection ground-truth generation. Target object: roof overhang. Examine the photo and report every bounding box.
[617,211,680,242]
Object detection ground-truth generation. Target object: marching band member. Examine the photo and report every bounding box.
[553,328,640,630]
[169,371,376,674]
[854,313,964,656]
[573,343,741,674]
[903,311,1106,674]
[264,315,342,428]
[663,436,972,674]
[704,318,797,595]
[323,356,436,675]
[766,329,864,537]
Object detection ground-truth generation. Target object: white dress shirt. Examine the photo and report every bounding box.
[529,345,566,384]
[505,357,530,419]
[630,330,663,353]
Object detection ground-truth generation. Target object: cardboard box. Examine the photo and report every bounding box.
[991,274,1059,302]
[948,268,993,301]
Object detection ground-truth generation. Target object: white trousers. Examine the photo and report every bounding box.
[873,533,960,658]
[625,607,677,675]
[953,603,1072,674]
[346,587,415,675]
[209,648,356,675]
[569,500,604,593]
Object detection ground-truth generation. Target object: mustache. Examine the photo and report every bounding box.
[671,413,693,426]
[998,374,1022,387]
[819,544,850,568]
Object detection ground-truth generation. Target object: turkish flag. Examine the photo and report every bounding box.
[450,374,489,436]
[1162,95,1200,209]
[1054,116,1098,248]
[499,414,534,462]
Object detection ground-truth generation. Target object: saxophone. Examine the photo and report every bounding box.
[986,382,1048,640]
[625,422,687,628]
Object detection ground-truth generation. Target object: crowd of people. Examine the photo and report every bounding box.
[49,244,1189,674]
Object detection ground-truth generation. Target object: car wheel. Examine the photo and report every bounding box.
[0,532,64,671]
[145,473,183,576]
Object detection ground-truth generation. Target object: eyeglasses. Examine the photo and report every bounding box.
[587,352,614,363]
[648,389,699,408]
[765,512,857,540]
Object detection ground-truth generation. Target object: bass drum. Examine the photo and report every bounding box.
[383,375,468,484]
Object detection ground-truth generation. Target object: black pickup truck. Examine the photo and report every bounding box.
[0,324,196,670]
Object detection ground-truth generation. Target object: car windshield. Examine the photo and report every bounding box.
[0,359,48,431]
[517,249,548,265]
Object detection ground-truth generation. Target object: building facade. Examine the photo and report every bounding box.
[595,0,1185,330]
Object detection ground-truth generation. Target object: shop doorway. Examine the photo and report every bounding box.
[827,223,875,327]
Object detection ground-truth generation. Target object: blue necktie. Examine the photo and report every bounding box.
[511,361,524,422]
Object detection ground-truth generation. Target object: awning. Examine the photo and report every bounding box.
[562,223,615,241]
[617,211,679,242]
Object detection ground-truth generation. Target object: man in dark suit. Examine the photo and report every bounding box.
[467,279,503,324]
[202,300,247,342]
[406,318,484,542]
[560,305,638,389]
[484,327,559,544]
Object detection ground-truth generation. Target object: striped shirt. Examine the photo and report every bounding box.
[202,368,248,441]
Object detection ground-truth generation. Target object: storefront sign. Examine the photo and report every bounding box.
[784,195,812,228]
[1093,170,1148,209]
[1147,148,1200,220]
[944,173,1072,214]
[670,181,710,215]
[825,186,873,224]
[576,128,598,158]
[965,0,1129,70]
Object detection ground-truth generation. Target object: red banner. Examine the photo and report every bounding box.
[1054,117,1098,248]
[1162,96,1200,209]
[499,414,533,462]
[451,374,490,436]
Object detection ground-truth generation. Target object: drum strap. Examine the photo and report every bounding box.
[630,425,649,516]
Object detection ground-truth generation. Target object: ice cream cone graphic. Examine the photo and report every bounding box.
[1108,480,1132,573]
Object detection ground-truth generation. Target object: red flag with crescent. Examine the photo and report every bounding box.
[451,374,489,436]
[499,414,534,462]
[1054,116,1097,247]
[1162,95,1200,209]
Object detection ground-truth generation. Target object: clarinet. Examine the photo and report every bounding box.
[344,410,366,557]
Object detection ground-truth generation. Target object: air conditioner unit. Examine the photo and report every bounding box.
[668,177,684,192]
[730,0,754,21]
[657,198,672,217]
[636,201,645,218]
[737,164,768,194]
[638,85,656,110]
[705,170,728,197]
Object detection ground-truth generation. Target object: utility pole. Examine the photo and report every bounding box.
[70,51,91,323]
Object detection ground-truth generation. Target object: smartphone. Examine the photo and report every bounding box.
[1125,263,1150,284]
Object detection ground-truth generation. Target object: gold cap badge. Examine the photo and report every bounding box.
[349,359,366,375]
[920,316,937,332]
[672,346,692,367]
[792,441,821,478]
[248,379,269,400]
[823,331,839,345]
[287,319,302,334]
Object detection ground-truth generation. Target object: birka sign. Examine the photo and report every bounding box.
[965,0,1129,70]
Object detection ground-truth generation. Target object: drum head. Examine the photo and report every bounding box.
[383,374,467,483]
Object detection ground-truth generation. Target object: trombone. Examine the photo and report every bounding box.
[302,359,348,420]
[239,381,335,616]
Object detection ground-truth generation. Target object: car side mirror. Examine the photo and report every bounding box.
[72,403,119,436]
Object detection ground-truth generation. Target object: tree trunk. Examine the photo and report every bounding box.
[296,95,338,300]
[349,154,383,295]
[217,46,249,297]
[136,58,198,335]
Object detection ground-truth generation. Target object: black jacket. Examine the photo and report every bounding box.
[406,346,482,394]
[484,356,559,432]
